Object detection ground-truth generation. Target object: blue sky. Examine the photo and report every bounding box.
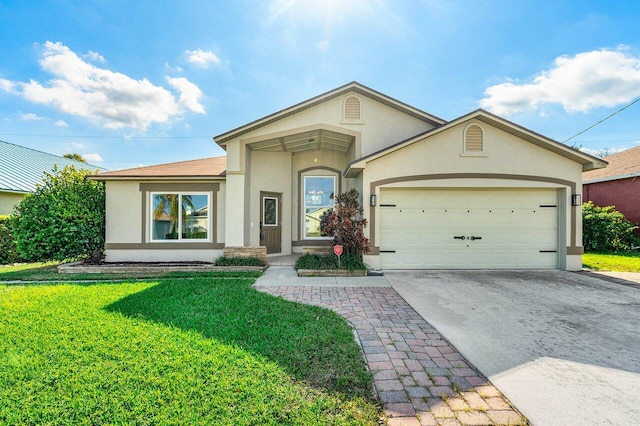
[1,0,639,170]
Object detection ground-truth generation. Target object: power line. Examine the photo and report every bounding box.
[0,134,213,139]
[563,97,640,144]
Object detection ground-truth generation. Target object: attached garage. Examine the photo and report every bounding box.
[347,109,607,272]
[378,188,559,269]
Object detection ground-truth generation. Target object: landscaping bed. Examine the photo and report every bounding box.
[295,253,373,277]
[58,258,267,274]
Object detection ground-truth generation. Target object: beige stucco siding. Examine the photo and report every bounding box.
[228,92,435,164]
[104,179,225,263]
[248,151,293,250]
[0,191,26,215]
[105,181,142,244]
[362,121,583,184]
[361,120,584,271]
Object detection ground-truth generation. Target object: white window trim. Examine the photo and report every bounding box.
[262,196,279,227]
[303,175,336,240]
[149,191,211,242]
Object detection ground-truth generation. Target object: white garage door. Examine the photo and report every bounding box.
[379,188,559,269]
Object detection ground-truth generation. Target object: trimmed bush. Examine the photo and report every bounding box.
[10,166,105,262]
[295,253,367,271]
[582,201,639,252]
[213,256,266,267]
[0,215,19,264]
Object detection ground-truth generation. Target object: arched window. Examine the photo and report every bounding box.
[343,96,362,121]
[464,124,483,152]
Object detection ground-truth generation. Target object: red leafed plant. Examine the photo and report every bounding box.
[320,188,370,256]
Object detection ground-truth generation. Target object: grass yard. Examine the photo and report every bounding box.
[0,278,380,425]
[582,251,640,272]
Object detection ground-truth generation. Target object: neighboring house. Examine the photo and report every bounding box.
[92,82,606,271]
[583,146,640,224]
[0,140,106,215]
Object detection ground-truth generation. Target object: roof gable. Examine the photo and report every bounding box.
[0,140,105,193]
[583,145,640,183]
[213,81,446,146]
[92,156,226,180]
[346,109,607,176]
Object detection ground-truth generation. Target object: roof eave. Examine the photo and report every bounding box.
[344,109,609,175]
[213,81,446,145]
[89,175,226,181]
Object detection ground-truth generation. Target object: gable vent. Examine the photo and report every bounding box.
[344,96,361,121]
[465,124,483,152]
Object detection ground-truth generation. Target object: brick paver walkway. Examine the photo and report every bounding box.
[256,285,527,426]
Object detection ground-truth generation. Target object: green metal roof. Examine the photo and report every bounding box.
[0,140,107,193]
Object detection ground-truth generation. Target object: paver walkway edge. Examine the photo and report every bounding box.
[255,268,528,425]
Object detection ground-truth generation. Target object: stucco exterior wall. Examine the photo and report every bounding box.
[105,181,142,244]
[228,92,435,160]
[104,179,225,263]
[0,191,26,215]
[584,178,640,224]
[248,150,293,251]
[360,120,584,271]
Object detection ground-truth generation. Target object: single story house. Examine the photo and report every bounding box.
[93,82,606,270]
[583,146,640,224]
[0,140,105,215]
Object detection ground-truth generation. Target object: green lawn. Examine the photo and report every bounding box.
[0,278,380,425]
[582,251,640,272]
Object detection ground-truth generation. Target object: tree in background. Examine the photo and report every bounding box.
[321,188,370,256]
[63,153,87,163]
[582,201,638,252]
[11,165,105,263]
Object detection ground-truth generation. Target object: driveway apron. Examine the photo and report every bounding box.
[256,267,527,425]
[385,270,640,426]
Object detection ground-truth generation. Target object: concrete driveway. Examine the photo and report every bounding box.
[385,270,640,426]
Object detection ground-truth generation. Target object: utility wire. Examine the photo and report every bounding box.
[0,134,212,139]
[563,97,640,144]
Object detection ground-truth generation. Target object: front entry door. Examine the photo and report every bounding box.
[260,192,282,254]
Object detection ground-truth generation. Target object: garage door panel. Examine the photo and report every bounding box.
[379,189,559,269]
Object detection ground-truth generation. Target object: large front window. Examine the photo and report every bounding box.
[151,193,209,241]
[304,176,335,238]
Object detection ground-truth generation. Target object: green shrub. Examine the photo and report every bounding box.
[10,165,105,263]
[213,256,266,267]
[0,215,19,264]
[295,253,367,271]
[582,201,639,252]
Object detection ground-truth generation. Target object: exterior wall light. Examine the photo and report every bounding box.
[571,194,582,206]
[370,194,377,206]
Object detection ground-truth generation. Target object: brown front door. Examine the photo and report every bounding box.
[260,192,282,254]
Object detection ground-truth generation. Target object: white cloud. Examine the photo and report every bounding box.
[480,48,640,115]
[65,142,86,150]
[84,50,105,63]
[185,48,220,67]
[21,113,46,121]
[84,153,103,162]
[166,77,205,113]
[54,119,68,127]
[0,41,205,130]
[0,78,16,93]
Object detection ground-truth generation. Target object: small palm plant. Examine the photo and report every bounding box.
[153,194,195,239]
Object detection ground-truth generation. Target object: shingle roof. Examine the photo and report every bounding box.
[93,156,226,179]
[583,146,640,183]
[0,140,106,193]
